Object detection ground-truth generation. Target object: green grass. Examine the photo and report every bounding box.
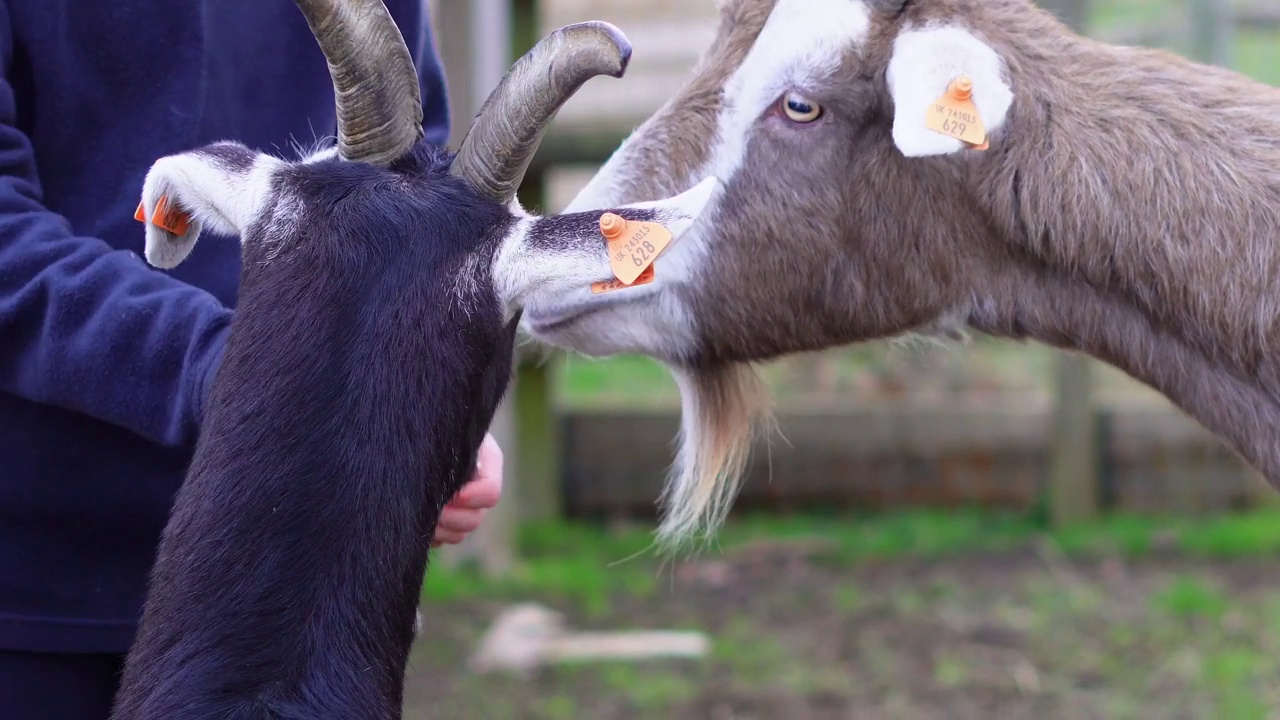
[554,354,680,408]
[410,506,1280,718]
[423,507,1280,605]
[1153,575,1232,620]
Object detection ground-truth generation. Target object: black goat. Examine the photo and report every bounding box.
[110,2,715,718]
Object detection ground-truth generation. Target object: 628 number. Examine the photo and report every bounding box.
[630,240,656,267]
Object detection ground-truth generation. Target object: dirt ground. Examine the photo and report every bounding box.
[402,542,1280,719]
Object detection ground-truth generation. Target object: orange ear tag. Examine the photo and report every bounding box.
[592,264,655,294]
[924,75,988,149]
[134,195,191,236]
[598,212,672,286]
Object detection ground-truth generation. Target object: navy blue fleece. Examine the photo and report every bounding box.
[0,0,450,653]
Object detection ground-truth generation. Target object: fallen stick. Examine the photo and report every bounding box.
[467,602,710,674]
[543,631,709,664]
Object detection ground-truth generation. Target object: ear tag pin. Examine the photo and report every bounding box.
[593,211,672,289]
[925,75,988,149]
[134,195,192,236]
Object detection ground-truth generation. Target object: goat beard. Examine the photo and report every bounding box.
[658,362,773,550]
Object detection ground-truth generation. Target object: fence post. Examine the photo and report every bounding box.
[1188,0,1234,68]
[433,0,518,575]
[1186,1,1263,509]
[1037,0,1088,31]
[1035,0,1101,528]
[507,0,565,524]
[514,358,563,522]
[1048,353,1100,526]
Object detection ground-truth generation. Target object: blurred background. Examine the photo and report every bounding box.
[411,1,1280,717]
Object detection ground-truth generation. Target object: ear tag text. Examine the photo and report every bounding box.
[592,264,655,294]
[135,195,191,236]
[925,75,988,149]
[598,212,672,286]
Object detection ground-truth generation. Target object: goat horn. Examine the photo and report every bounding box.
[294,0,423,167]
[450,21,632,203]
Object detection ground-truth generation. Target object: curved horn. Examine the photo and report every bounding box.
[294,0,423,166]
[450,21,632,203]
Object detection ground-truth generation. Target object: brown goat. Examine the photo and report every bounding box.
[521,0,1280,544]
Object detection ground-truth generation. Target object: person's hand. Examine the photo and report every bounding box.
[432,433,503,546]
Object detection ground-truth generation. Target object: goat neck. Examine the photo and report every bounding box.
[958,13,1280,482]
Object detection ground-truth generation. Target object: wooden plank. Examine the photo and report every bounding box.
[1036,0,1089,32]
[515,359,563,521]
[510,0,565,522]
[1048,352,1100,527]
[1236,2,1280,28]
[1033,0,1102,529]
[1189,0,1235,66]
[537,1,716,135]
[559,403,1247,520]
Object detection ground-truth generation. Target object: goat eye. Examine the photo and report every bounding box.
[781,92,822,123]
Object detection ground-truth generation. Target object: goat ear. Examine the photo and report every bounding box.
[884,26,1014,158]
[600,175,721,238]
[520,176,721,256]
[493,177,721,310]
[138,142,279,269]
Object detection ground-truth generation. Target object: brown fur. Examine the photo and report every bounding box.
[578,0,1280,531]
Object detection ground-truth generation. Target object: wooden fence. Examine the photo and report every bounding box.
[558,402,1272,522]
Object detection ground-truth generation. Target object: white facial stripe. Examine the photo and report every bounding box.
[886,25,1014,157]
[636,0,871,288]
[710,0,871,181]
[568,0,870,216]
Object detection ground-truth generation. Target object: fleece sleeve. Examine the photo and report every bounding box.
[0,7,231,449]
[413,3,452,146]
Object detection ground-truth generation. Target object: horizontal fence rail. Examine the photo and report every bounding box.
[559,403,1258,521]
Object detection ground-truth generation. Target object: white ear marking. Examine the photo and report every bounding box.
[886,25,1014,158]
[140,210,204,271]
[494,177,723,319]
[139,143,282,269]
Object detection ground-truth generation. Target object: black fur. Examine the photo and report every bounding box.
[529,206,660,250]
[194,141,257,174]
[112,142,518,720]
